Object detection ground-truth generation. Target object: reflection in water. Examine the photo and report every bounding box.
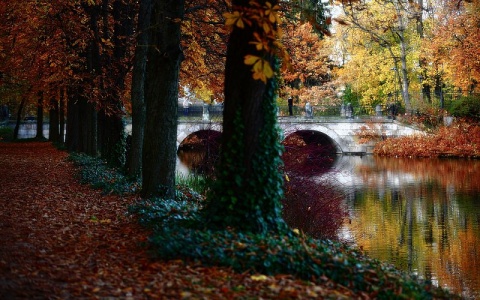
[282,176,347,240]
[177,147,480,298]
[281,131,345,239]
[331,156,480,299]
[177,130,221,176]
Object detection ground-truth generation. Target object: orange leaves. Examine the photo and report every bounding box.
[373,120,480,158]
[426,0,480,92]
[181,1,228,101]
[250,32,269,51]
[355,122,386,144]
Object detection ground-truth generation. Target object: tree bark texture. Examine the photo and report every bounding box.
[127,0,151,178]
[142,0,184,199]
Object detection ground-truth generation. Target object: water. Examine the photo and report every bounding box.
[329,156,480,299]
[8,122,52,139]
[178,153,480,299]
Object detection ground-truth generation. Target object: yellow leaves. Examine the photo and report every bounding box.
[249,32,269,51]
[250,274,269,281]
[225,1,280,30]
[264,1,281,24]
[235,241,248,249]
[101,38,113,47]
[244,55,274,83]
[89,215,112,224]
[224,11,248,29]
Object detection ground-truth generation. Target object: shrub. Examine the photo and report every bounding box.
[447,95,480,121]
[0,126,13,141]
[69,152,140,195]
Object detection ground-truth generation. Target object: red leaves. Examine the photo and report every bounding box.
[0,142,362,299]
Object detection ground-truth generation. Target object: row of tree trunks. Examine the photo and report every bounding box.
[64,0,132,166]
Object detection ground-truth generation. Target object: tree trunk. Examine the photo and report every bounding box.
[97,0,132,167]
[416,0,430,104]
[399,44,411,112]
[13,97,26,140]
[66,2,101,156]
[59,89,65,143]
[66,90,79,151]
[36,92,45,139]
[142,0,184,199]
[85,102,98,156]
[127,0,151,178]
[395,15,411,112]
[203,0,286,234]
[66,86,96,154]
[49,97,60,142]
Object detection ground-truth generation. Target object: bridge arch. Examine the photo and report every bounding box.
[279,123,345,154]
[177,122,222,148]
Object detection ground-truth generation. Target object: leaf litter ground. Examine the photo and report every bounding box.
[0,142,361,299]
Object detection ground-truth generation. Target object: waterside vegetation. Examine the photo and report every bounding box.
[69,149,460,299]
[374,119,480,158]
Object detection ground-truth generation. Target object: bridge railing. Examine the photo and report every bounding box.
[178,103,393,121]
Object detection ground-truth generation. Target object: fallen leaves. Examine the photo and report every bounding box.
[374,120,480,158]
[0,142,362,299]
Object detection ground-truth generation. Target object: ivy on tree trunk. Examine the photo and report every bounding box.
[204,0,286,234]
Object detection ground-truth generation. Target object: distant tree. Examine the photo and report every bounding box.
[281,22,338,108]
[97,0,134,167]
[426,0,480,94]
[335,0,421,112]
[180,0,229,102]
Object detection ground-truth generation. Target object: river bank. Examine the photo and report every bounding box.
[0,142,364,299]
[374,120,480,158]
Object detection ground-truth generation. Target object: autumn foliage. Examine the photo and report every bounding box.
[374,120,480,158]
[426,0,480,93]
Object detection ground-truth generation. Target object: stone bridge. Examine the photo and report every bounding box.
[177,117,423,154]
